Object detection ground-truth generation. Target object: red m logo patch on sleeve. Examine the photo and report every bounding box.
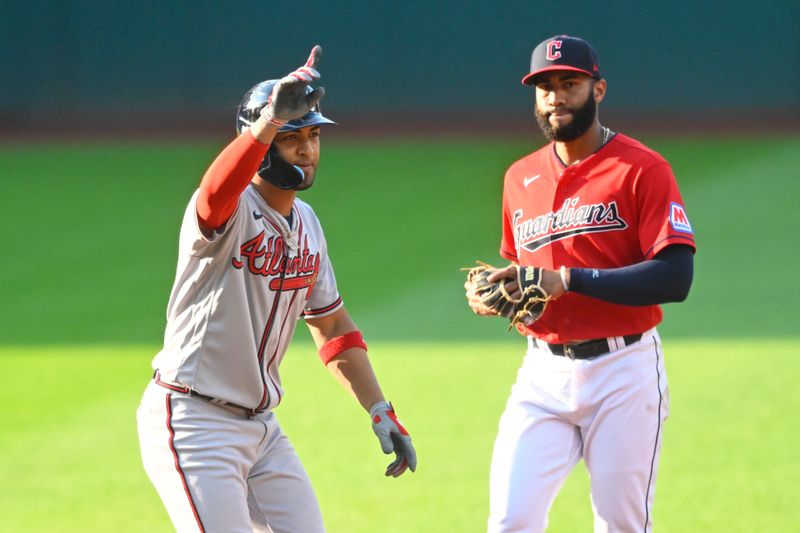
[669,202,693,233]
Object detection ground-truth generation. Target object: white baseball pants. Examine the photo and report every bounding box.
[137,381,325,533]
[488,328,669,533]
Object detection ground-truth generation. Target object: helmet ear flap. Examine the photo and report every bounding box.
[256,144,305,190]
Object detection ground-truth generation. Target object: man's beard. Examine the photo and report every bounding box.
[535,93,597,142]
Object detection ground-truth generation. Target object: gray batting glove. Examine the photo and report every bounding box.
[261,45,326,126]
[369,401,417,477]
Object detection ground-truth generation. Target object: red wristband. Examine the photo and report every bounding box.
[319,331,367,365]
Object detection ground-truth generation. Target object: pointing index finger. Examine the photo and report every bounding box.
[305,45,322,69]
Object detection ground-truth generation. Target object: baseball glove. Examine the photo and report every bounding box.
[465,261,551,329]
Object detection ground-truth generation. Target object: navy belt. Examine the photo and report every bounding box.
[153,370,259,417]
[545,333,643,360]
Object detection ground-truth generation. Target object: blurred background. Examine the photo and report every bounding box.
[2,1,798,137]
[1,2,798,532]
[1,0,798,344]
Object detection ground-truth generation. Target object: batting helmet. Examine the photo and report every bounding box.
[236,79,336,134]
[235,79,336,190]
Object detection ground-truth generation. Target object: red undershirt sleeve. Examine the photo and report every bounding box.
[196,130,269,230]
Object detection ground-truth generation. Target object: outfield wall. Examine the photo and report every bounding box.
[1,1,798,135]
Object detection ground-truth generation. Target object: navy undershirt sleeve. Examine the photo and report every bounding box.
[569,245,694,306]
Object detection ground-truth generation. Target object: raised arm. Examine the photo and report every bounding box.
[196,45,326,233]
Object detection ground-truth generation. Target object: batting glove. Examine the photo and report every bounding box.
[261,45,326,127]
[369,401,417,477]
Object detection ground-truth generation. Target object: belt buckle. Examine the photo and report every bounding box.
[563,345,576,359]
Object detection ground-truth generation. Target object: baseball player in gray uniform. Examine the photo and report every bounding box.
[137,45,416,533]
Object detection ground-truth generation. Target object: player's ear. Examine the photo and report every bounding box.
[593,79,607,104]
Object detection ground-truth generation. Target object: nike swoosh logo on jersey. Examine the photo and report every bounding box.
[253,210,264,220]
[523,175,541,187]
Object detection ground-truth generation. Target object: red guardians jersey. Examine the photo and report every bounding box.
[500,133,696,343]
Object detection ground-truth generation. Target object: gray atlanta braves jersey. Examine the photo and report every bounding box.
[152,184,343,411]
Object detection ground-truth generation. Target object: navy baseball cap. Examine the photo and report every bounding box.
[521,35,601,85]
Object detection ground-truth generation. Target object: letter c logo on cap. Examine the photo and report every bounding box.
[546,40,562,60]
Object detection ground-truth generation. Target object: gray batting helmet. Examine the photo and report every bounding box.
[235,79,336,134]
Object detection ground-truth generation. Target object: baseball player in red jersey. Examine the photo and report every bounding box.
[465,35,695,532]
[136,46,416,533]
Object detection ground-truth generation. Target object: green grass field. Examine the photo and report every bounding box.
[1,135,799,531]
[1,341,798,532]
